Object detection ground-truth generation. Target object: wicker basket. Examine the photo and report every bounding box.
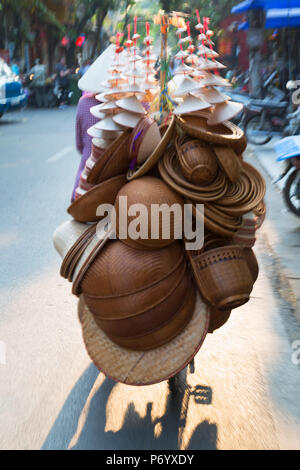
[175,137,218,185]
[187,245,253,310]
[208,308,231,333]
[159,148,228,203]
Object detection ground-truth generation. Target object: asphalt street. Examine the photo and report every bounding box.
[0,107,300,450]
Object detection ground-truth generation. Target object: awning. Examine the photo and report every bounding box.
[266,7,300,28]
[232,1,300,28]
[232,0,267,14]
[232,1,300,15]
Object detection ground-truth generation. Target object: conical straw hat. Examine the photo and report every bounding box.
[95,92,108,102]
[195,87,230,104]
[207,101,244,125]
[173,94,211,115]
[94,117,126,131]
[174,63,194,75]
[78,293,209,385]
[78,45,117,93]
[122,83,146,95]
[185,54,199,65]
[198,59,226,71]
[96,101,120,113]
[173,77,198,97]
[116,95,146,114]
[201,73,231,87]
[89,105,106,119]
[113,111,142,128]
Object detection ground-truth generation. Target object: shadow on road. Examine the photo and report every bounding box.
[42,365,217,450]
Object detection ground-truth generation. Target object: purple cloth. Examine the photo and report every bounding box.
[72,93,99,201]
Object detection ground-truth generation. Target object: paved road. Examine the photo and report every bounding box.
[0,108,300,450]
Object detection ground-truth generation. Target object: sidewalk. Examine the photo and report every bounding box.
[246,141,300,321]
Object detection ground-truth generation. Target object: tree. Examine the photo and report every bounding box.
[0,0,64,49]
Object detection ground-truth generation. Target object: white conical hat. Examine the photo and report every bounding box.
[78,45,116,93]
[174,63,194,75]
[173,94,211,115]
[116,95,146,114]
[195,87,230,104]
[142,55,157,64]
[94,117,126,131]
[185,54,199,65]
[141,76,157,91]
[201,73,231,87]
[173,76,198,97]
[92,137,116,149]
[95,92,108,102]
[113,111,142,128]
[97,101,120,112]
[198,59,226,71]
[174,50,189,60]
[89,105,106,119]
[207,101,243,125]
[122,83,146,95]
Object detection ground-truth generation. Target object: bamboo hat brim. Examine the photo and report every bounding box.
[127,116,175,180]
[175,112,245,147]
[78,293,209,386]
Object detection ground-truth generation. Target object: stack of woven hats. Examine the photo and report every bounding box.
[53,18,266,386]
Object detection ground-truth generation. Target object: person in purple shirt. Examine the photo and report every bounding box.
[72,92,99,201]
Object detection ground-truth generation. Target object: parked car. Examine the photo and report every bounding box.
[0,58,27,118]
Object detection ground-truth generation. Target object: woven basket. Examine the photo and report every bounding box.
[175,112,245,147]
[175,137,219,185]
[67,174,127,223]
[208,308,231,333]
[87,130,131,185]
[243,248,259,283]
[126,116,175,180]
[187,245,253,310]
[159,148,228,203]
[115,176,184,249]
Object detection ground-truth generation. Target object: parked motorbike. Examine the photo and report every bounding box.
[275,136,300,217]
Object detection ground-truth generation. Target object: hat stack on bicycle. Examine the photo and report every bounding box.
[53,14,266,386]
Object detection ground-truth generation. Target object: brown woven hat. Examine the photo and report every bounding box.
[87,130,132,185]
[127,116,175,180]
[78,293,209,385]
[175,112,245,148]
[213,145,242,183]
[88,267,194,351]
[67,174,126,223]
[114,176,184,249]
